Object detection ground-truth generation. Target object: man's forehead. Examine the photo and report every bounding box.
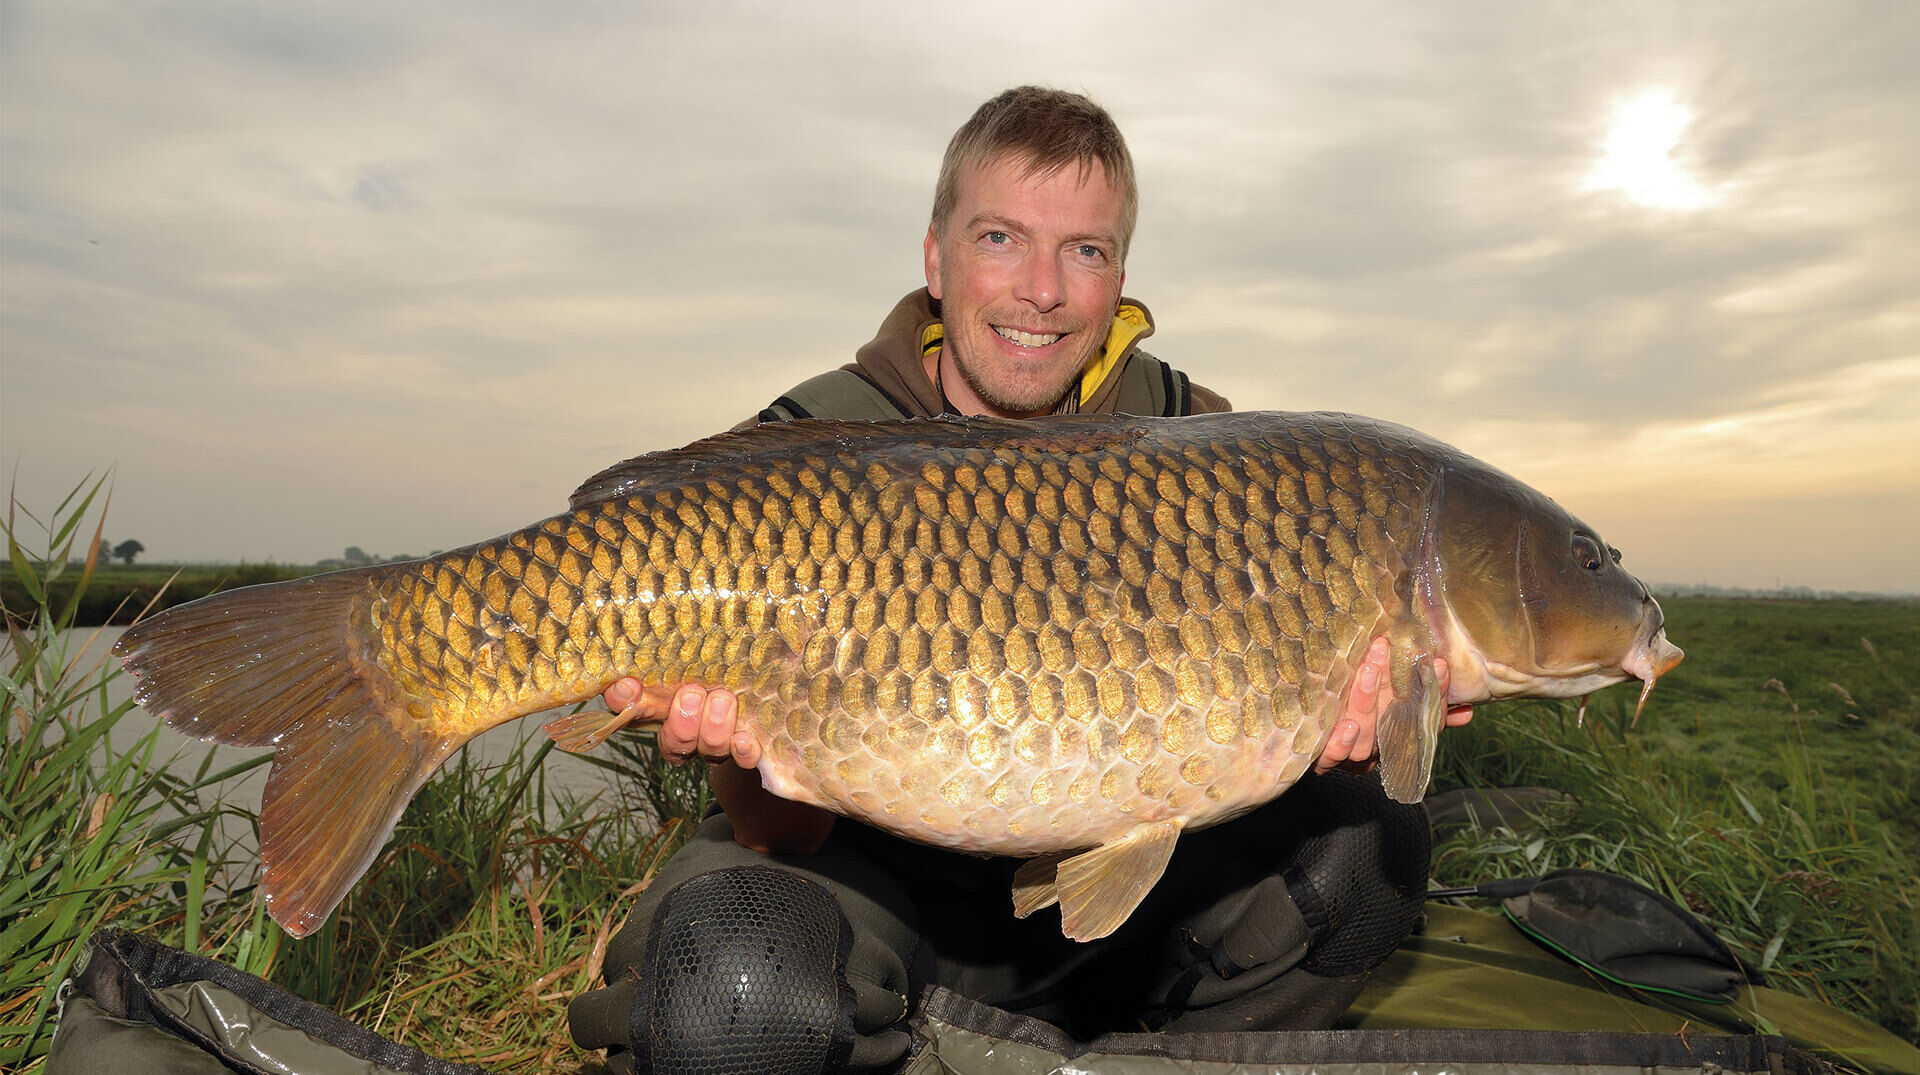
[949,153,1124,228]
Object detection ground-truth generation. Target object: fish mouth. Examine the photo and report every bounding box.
[993,325,1065,348]
[1445,609,1683,709]
[1621,621,1684,719]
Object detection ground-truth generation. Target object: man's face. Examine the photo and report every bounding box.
[924,155,1127,418]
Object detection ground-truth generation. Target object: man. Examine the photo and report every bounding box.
[568,87,1469,1074]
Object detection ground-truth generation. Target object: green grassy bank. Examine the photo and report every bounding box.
[0,561,319,627]
[5,491,1916,1068]
[1429,595,1920,1043]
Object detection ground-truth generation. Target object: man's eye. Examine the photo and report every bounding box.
[984,231,1010,245]
[1076,244,1104,259]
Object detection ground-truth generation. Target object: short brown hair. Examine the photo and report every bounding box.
[931,86,1139,260]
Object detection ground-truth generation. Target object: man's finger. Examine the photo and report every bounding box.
[1429,658,1474,726]
[1346,721,1374,763]
[1349,658,1380,715]
[603,677,641,714]
[659,686,706,762]
[1315,719,1360,773]
[696,689,737,759]
[732,731,761,769]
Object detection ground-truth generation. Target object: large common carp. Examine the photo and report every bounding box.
[116,412,1680,941]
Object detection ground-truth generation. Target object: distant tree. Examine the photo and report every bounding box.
[112,539,145,565]
[96,537,112,563]
[343,546,371,566]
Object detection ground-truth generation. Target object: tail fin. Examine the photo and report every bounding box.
[114,568,465,938]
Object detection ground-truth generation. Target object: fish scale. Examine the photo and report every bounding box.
[362,415,1417,857]
[115,411,1682,940]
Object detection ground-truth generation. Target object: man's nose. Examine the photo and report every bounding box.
[1014,252,1065,312]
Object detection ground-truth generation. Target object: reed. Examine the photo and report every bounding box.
[2,482,267,1066]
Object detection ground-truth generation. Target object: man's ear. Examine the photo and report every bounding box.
[924,225,943,300]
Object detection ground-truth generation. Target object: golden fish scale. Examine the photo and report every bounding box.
[365,419,1431,854]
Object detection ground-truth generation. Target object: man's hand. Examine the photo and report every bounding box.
[600,678,834,855]
[602,679,762,770]
[1314,637,1474,774]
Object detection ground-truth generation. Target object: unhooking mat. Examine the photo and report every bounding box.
[49,912,1920,1075]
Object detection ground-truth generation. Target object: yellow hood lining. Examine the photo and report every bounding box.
[919,303,1151,409]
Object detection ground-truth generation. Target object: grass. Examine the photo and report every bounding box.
[4,484,1915,1068]
[1429,595,1920,1042]
[1,482,272,1066]
[3,482,713,1070]
[263,738,697,1071]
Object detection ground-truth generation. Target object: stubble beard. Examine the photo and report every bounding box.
[948,330,1103,417]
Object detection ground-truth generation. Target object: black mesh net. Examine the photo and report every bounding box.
[1284,770,1433,978]
[638,867,853,1075]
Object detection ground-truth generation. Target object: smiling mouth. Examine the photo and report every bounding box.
[994,325,1063,348]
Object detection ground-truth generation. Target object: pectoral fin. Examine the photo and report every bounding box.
[1050,819,1184,942]
[1377,653,1446,804]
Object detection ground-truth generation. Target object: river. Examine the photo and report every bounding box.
[19,625,648,860]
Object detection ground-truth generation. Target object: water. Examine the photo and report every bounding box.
[23,625,641,860]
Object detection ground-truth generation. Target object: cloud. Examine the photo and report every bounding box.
[3,1,1916,590]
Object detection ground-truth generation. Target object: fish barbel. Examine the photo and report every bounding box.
[116,412,1681,940]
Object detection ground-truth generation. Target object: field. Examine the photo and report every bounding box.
[4,494,1917,1070]
[1429,596,1920,1040]
[0,561,317,627]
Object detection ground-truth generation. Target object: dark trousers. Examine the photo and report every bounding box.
[569,769,1429,1073]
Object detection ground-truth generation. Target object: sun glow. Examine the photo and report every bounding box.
[1585,88,1722,210]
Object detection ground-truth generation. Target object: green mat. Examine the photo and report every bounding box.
[1348,903,1920,1074]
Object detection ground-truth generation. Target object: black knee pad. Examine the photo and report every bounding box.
[632,866,858,1075]
[1281,770,1433,978]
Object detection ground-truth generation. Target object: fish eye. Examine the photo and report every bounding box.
[1571,534,1604,571]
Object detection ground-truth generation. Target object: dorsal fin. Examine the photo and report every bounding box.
[567,414,1151,511]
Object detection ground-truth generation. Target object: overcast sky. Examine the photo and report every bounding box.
[4,1,1916,593]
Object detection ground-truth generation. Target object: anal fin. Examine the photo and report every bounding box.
[543,701,647,754]
[1051,819,1183,942]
